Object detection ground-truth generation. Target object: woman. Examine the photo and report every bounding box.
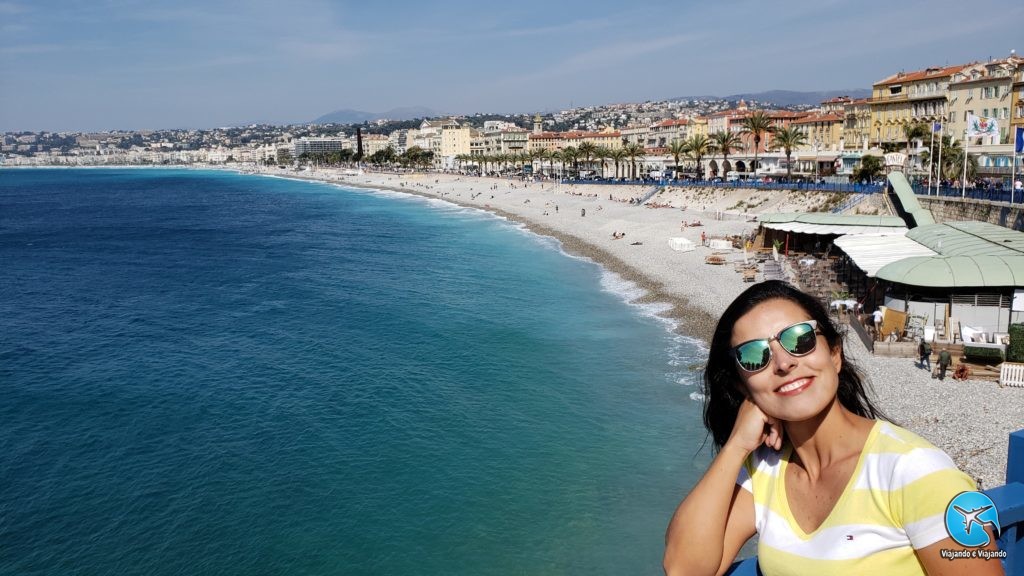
[664,281,1002,576]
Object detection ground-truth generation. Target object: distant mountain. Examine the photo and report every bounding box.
[313,106,440,125]
[722,89,872,107]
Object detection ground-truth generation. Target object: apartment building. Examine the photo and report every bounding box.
[843,98,873,150]
[361,134,390,156]
[292,136,348,157]
[646,119,689,148]
[870,64,966,147]
[947,54,1022,146]
[474,125,529,157]
[1012,61,1024,145]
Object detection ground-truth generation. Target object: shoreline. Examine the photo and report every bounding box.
[322,175,723,341]
[16,165,1019,488]
[301,168,1021,489]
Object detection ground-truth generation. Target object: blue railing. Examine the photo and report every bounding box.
[909,184,1022,204]
[727,429,1024,575]
[537,174,1021,205]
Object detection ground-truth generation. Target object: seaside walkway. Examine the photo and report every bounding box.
[727,428,1024,575]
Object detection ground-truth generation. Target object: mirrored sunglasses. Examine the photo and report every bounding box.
[732,320,820,373]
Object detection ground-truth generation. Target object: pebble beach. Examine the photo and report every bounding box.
[274,167,1022,489]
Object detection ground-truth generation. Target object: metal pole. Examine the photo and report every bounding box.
[928,126,936,195]
[961,130,969,199]
[937,124,944,196]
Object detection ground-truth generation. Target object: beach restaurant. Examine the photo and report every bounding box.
[757,172,1024,347]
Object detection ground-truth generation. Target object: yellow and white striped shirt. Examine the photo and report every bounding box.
[737,421,975,575]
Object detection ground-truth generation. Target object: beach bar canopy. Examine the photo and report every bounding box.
[759,213,908,236]
[874,221,1024,288]
[832,233,937,277]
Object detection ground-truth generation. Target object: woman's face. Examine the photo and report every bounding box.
[730,298,842,423]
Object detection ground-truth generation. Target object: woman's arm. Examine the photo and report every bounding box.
[664,400,782,576]
[916,534,1005,576]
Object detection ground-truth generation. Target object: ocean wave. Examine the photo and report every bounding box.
[689,391,706,402]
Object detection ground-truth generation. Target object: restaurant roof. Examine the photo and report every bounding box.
[832,233,937,277]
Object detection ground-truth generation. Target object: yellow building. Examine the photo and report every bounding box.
[843,98,873,150]
[561,128,621,150]
[688,116,708,139]
[792,112,844,152]
[528,128,621,153]
[1013,61,1024,146]
[361,134,390,156]
[947,54,1023,145]
[870,64,967,147]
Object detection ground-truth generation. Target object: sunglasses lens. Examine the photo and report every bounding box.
[736,341,771,372]
[779,322,818,356]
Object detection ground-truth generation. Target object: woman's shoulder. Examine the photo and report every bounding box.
[861,421,969,491]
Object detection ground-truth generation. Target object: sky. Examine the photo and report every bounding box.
[1,0,1022,133]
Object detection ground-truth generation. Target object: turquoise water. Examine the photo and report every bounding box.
[0,168,709,575]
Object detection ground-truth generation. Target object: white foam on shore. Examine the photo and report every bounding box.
[299,175,714,403]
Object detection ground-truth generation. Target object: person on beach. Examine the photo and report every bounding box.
[918,338,932,371]
[872,308,884,341]
[936,347,953,381]
[664,281,1000,576]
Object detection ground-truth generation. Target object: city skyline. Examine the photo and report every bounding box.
[1,0,1022,133]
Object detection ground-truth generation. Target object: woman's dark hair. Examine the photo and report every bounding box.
[703,280,888,450]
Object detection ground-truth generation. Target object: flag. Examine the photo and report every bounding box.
[1016,126,1024,154]
[967,114,998,137]
[932,122,942,133]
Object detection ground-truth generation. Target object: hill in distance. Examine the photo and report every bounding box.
[721,89,871,107]
[313,106,440,125]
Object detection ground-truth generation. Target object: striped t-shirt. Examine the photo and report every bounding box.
[737,421,975,575]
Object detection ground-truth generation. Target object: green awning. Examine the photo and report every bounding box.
[875,255,1024,287]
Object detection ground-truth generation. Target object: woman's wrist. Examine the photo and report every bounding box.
[720,440,754,461]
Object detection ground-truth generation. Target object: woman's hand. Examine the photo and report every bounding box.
[726,398,783,454]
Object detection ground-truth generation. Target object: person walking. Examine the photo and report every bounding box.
[872,308,884,341]
[936,347,952,381]
[918,339,932,371]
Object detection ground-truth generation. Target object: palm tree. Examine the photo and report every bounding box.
[594,146,612,179]
[559,146,580,178]
[685,134,711,179]
[709,131,745,176]
[920,133,961,186]
[667,139,688,178]
[576,141,598,176]
[946,140,978,184]
[622,142,645,180]
[901,122,930,173]
[608,147,627,179]
[768,126,808,181]
[739,110,775,174]
[537,148,556,177]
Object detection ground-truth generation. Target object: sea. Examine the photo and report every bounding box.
[0,168,710,575]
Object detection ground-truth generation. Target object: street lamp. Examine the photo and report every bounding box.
[814,140,820,182]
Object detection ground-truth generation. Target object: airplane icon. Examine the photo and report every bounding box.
[953,504,996,535]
